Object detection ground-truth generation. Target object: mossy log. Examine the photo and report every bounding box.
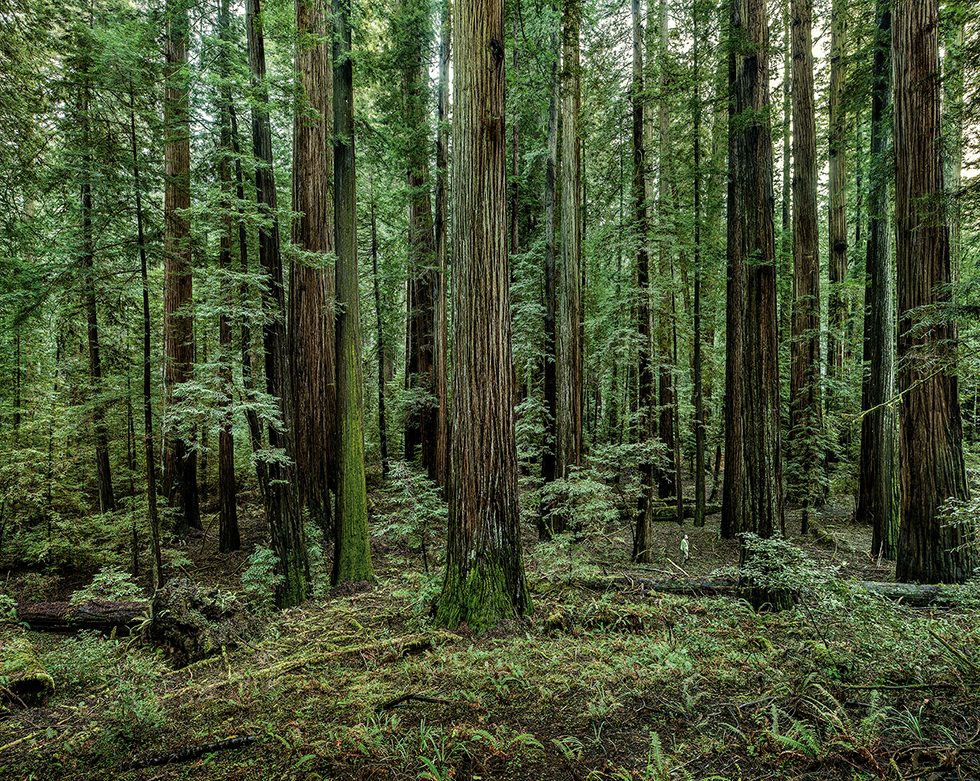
[589,576,963,607]
[15,600,147,632]
[649,503,721,521]
[1,633,55,706]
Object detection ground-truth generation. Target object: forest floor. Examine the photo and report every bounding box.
[2,475,980,781]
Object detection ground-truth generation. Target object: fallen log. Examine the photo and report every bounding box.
[584,576,964,607]
[1,633,55,706]
[15,600,148,633]
[120,736,257,771]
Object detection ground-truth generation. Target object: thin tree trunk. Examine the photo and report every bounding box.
[436,0,529,630]
[540,24,559,537]
[778,0,792,349]
[163,0,200,534]
[399,0,439,482]
[246,0,308,606]
[857,0,898,560]
[433,0,450,487]
[229,102,267,497]
[217,0,240,553]
[80,67,116,515]
[721,0,782,540]
[632,0,656,561]
[369,178,389,476]
[289,0,336,532]
[332,0,373,585]
[893,0,975,583]
[557,0,583,482]
[692,0,705,527]
[655,0,677,502]
[787,0,823,529]
[129,89,164,589]
[827,0,848,386]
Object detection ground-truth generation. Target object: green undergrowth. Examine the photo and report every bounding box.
[2,478,980,780]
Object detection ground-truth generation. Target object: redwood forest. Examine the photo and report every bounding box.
[2,0,980,778]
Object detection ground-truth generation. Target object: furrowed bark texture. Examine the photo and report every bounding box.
[857,0,898,560]
[437,0,529,630]
[722,0,782,540]
[788,0,823,516]
[893,0,975,583]
[289,0,336,530]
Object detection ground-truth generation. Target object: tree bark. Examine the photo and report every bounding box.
[289,0,336,531]
[557,0,583,483]
[632,0,656,561]
[79,47,116,515]
[692,0,706,527]
[217,0,240,553]
[369,179,389,476]
[129,89,165,589]
[827,0,848,385]
[721,0,782,540]
[788,0,823,526]
[433,0,450,488]
[246,0,309,606]
[436,0,529,629]
[540,24,559,536]
[399,0,440,484]
[893,0,975,584]
[857,0,898,560]
[332,0,374,585]
[162,0,200,534]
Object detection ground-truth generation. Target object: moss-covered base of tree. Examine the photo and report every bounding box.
[1,633,55,706]
[436,561,530,632]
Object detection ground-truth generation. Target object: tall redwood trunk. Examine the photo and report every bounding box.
[721,0,782,540]
[163,0,200,534]
[246,0,308,606]
[557,0,583,482]
[692,0,706,526]
[332,0,373,585]
[827,0,848,385]
[632,0,656,561]
[432,0,450,488]
[79,50,116,514]
[436,0,528,630]
[787,0,823,527]
[857,0,898,560]
[129,90,164,588]
[289,0,336,529]
[217,0,240,552]
[893,0,975,583]
[369,179,389,476]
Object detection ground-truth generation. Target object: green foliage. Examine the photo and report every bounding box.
[241,545,284,611]
[0,592,18,625]
[70,566,144,604]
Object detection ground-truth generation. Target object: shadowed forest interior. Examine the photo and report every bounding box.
[2,0,980,778]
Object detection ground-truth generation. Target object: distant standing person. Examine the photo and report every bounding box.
[680,534,690,564]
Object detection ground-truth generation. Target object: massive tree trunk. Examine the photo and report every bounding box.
[557,0,583,482]
[79,52,115,515]
[632,0,656,562]
[436,0,529,629]
[246,0,309,606]
[655,0,678,503]
[332,0,373,585]
[129,90,165,588]
[827,0,848,384]
[540,24,559,535]
[399,0,440,484]
[787,0,823,527]
[778,0,792,350]
[162,0,200,534]
[721,0,782,540]
[217,0,240,554]
[289,0,336,531]
[857,0,898,560]
[893,0,975,584]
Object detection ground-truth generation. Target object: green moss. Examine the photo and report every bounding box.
[436,561,530,632]
[1,633,55,705]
